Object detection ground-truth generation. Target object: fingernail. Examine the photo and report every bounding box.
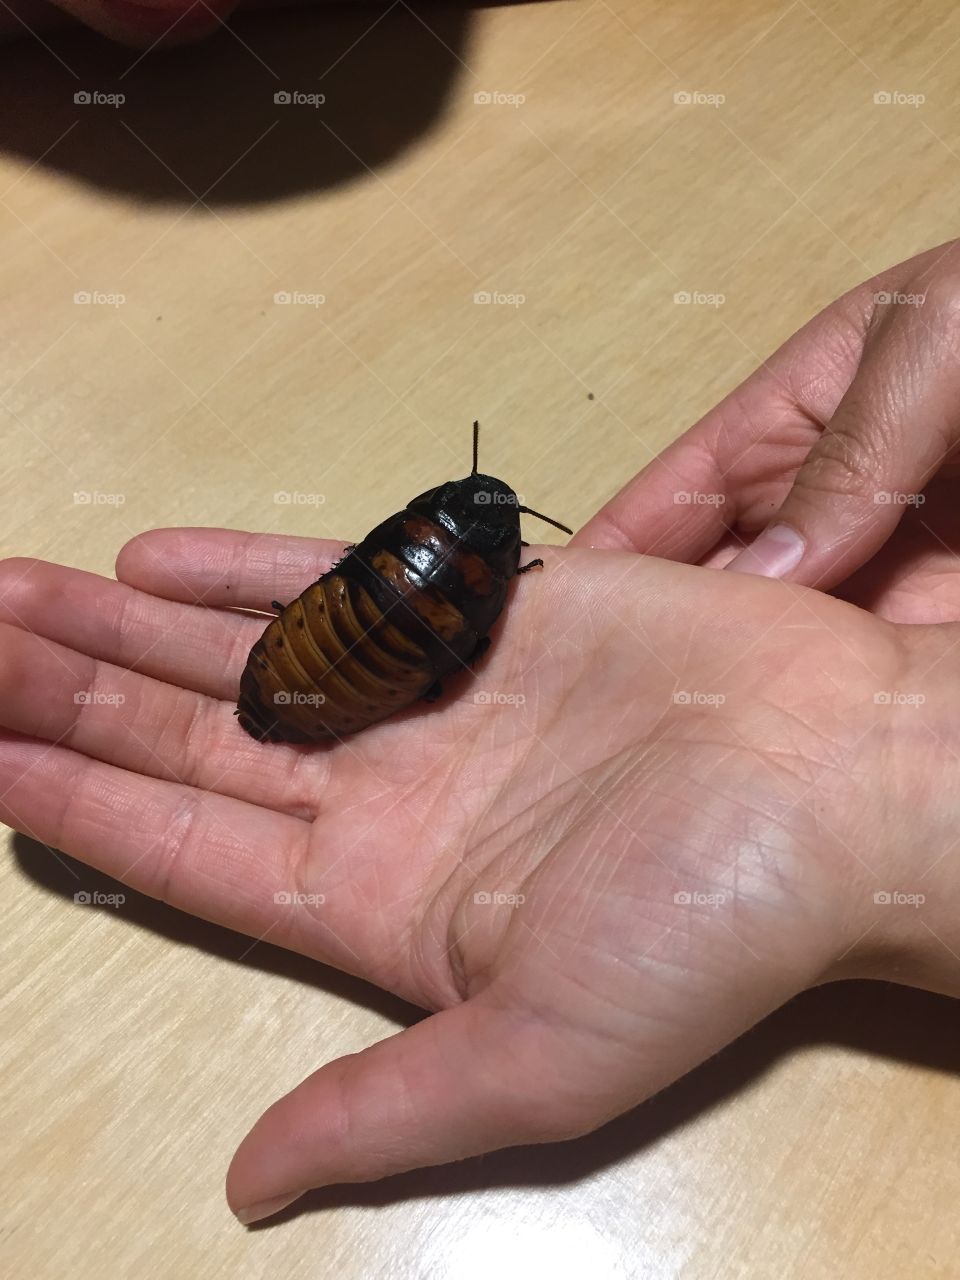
[725,523,805,578]
[234,1191,303,1226]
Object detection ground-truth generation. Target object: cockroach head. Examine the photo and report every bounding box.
[408,473,522,542]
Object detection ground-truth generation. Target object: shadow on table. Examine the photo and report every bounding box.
[0,1,540,206]
[14,831,959,1213]
[285,981,958,1216]
[13,830,422,1024]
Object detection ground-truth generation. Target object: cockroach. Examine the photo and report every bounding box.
[235,421,571,744]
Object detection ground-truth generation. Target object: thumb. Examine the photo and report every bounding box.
[225,1000,603,1225]
[726,279,960,588]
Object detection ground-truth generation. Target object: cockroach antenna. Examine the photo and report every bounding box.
[472,420,571,534]
[517,505,573,536]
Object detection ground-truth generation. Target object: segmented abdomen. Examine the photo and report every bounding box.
[236,509,511,744]
[236,573,436,742]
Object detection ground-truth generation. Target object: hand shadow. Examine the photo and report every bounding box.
[12,829,422,1023]
[12,829,959,1219]
[0,2,480,206]
[834,475,960,614]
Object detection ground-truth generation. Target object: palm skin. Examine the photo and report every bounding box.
[2,526,951,1222]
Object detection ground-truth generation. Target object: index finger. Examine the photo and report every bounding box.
[116,527,348,611]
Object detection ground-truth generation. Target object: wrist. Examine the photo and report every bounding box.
[824,624,960,994]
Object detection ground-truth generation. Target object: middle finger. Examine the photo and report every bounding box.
[0,620,325,818]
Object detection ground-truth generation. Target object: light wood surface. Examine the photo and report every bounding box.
[2,2,959,1276]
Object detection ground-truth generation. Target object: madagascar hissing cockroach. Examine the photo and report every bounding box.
[235,421,571,744]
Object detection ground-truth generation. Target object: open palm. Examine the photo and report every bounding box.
[0,527,927,1221]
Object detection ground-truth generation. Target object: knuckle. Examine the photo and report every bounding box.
[796,416,887,500]
[148,790,204,906]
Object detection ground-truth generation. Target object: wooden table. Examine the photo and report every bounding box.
[2,2,958,1275]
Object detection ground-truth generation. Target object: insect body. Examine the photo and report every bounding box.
[235,422,571,744]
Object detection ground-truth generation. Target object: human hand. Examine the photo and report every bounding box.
[577,239,960,618]
[0,529,956,1224]
[0,0,284,50]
